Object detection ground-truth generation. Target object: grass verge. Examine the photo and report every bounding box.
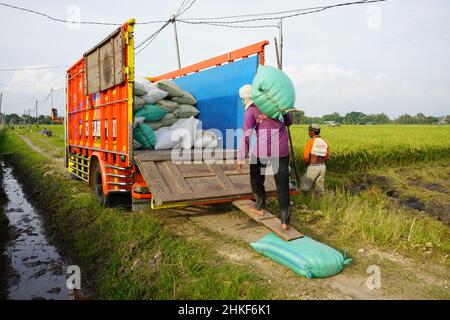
[0,129,268,299]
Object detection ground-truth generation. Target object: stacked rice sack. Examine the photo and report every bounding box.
[133,80,202,150]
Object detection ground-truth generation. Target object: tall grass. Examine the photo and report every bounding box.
[290,125,450,172]
[291,189,450,258]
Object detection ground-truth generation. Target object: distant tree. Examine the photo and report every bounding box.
[291,110,307,125]
[422,115,439,124]
[5,113,20,125]
[396,114,416,124]
[343,112,367,124]
[371,113,391,124]
[322,112,343,123]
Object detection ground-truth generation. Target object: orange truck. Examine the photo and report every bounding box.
[65,19,295,210]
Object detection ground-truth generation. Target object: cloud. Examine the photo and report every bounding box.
[7,65,65,96]
[283,63,448,117]
[1,65,66,114]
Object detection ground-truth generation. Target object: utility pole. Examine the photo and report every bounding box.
[35,100,38,125]
[274,37,281,69]
[277,18,301,187]
[172,15,182,69]
[0,92,3,127]
[278,18,283,70]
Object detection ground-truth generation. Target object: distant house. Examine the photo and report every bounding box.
[324,121,342,127]
[438,116,449,125]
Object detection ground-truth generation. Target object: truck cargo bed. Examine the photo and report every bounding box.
[133,149,278,207]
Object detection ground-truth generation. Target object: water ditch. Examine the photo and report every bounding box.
[0,159,72,300]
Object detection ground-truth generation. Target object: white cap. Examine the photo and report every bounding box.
[239,84,252,99]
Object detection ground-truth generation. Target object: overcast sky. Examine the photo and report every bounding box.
[0,0,449,117]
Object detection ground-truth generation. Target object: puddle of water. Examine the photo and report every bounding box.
[1,160,71,300]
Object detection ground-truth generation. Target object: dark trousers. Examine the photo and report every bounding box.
[250,156,291,224]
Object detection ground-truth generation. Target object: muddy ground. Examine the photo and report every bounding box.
[345,164,450,225]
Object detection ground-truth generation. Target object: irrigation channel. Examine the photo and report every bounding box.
[1,159,72,300]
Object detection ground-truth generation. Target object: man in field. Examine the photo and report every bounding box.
[301,124,330,196]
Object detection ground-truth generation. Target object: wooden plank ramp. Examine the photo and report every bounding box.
[233,200,304,241]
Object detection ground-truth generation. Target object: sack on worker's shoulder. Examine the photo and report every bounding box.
[157,99,179,112]
[252,65,296,120]
[157,80,184,98]
[135,104,167,122]
[172,90,197,105]
[134,123,156,150]
[160,113,178,127]
[174,104,199,118]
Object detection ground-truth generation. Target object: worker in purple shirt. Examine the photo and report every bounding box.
[236,84,293,231]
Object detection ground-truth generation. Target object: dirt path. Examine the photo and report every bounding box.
[17,134,69,178]
[17,132,449,300]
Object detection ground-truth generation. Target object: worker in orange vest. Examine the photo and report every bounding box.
[301,124,330,195]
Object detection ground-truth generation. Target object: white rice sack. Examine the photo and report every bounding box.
[157,80,184,98]
[143,86,168,104]
[170,117,199,150]
[174,104,200,118]
[154,127,182,150]
[194,130,221,149]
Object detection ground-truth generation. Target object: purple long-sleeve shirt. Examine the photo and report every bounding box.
[238,104,292,161]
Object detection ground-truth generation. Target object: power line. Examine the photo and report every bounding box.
[183,0,375,20]
[135,0,199,56]
[179,0,386,25]
[178,20,279,29]
[0,65,69,72]
[178,0,198,17]
[135,21,171,55]
[176,0,190,17]
[0,2,167,26]
[0,82,64,89]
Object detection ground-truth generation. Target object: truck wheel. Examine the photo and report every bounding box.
[92,161,109,207]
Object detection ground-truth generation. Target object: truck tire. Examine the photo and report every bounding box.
[92,161,109,207]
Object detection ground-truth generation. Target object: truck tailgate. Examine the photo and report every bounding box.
[134,150,278,207]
